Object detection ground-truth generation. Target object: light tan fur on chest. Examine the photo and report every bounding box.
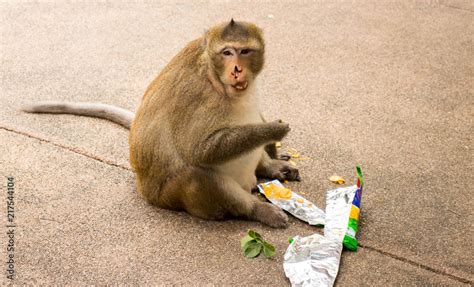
[216,88,264,190]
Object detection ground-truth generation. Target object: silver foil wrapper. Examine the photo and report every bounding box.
[257,180,325,226]
[324,185,357,241]
[284,234,343,286]
[282,185,358,287]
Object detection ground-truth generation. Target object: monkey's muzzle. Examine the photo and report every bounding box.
[231,81,248,91]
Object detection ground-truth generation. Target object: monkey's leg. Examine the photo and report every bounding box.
[264,142,291,161]
[156,168,289,228]
[264,143,278,159]
[256,151,301,181]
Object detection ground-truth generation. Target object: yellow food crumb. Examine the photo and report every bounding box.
[291,153,300,158]
[329,175,345,184]
[262,183,293,200]
[263,184,274,198]
[296,198,304,204]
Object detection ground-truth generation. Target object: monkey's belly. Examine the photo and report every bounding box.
[216,147,263,191]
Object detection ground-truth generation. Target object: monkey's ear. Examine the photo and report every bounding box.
[230,18,235,26]
[201,30,209,47]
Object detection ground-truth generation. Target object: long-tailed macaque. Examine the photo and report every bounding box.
[23,20,300,228]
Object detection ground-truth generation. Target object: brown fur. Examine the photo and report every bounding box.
[129,20,299,227]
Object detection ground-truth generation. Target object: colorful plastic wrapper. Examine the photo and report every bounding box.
[343,166,364,251]
[257,180,325,226]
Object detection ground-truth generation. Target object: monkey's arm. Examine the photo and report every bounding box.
[189,122,290,166]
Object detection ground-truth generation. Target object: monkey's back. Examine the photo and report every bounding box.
[129,38,231,199]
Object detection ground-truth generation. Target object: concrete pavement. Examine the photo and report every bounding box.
[1,1,473,285]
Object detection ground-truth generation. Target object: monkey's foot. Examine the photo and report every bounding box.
[264,160,301,181]
[252,202,289,228]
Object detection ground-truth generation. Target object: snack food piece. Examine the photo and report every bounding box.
[329,175,345,184]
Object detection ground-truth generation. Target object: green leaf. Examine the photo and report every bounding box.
[248,229,262,239]
[262,241,276,258]
[243,241,262,258]
[240,230,275,259]
[240,235,254,249]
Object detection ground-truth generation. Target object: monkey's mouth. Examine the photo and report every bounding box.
[231,81,248,91]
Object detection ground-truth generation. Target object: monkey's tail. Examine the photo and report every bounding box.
[21,101,134,129]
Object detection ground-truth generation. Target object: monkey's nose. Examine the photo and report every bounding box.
[231,66,243,79]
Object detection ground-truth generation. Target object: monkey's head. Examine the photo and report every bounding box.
[205,19,265,96]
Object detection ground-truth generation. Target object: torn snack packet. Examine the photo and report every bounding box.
[257,180,325,226]
[324,185,358,242]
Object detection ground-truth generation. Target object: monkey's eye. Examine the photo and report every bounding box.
[222,50,233,56]
[240,49,251,55]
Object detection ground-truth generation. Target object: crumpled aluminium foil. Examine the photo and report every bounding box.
[282,185,358,287]
[257,180,325,226]
[283,234,343,287]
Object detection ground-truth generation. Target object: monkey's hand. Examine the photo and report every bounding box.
[259,159,301,182]
[264,120,291,142]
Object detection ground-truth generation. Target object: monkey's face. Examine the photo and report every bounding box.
[207,20,265,96]
[217,45,264,95]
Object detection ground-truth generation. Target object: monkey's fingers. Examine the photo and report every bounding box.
[279,154,291,161]
[267,121,291,141]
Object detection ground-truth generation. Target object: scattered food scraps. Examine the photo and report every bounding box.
[286,146,312,162]
[276,143,312,164]
[240,230,275,259]
[329,175,345,184]
[262,182,292,199]
[257,180,325,226]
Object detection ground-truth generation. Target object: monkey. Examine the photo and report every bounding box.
[22,20,300,228]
